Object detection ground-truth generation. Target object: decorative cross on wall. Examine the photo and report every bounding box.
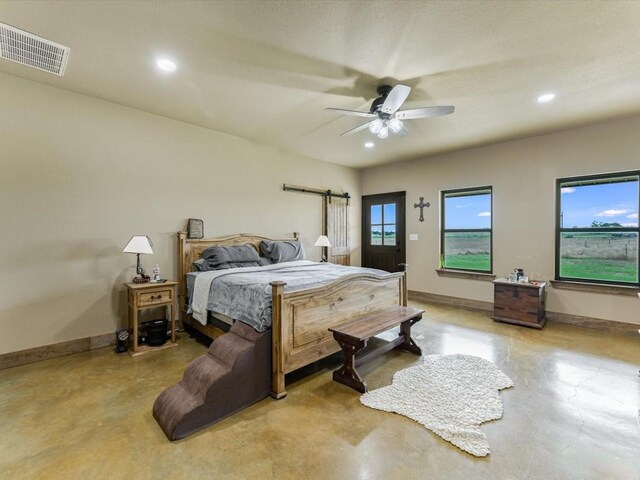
[414,197,430,222]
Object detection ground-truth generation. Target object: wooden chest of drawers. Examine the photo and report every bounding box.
[492,279,547,329]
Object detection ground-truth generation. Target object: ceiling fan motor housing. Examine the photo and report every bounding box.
[376,85,393,96]
[370,85,393,115]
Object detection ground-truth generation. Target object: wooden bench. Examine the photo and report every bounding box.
[328,305,424,393]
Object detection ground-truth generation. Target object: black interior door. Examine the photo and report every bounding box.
[362,191,406,272]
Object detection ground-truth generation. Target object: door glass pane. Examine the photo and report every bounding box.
[383,203,396,224]
[383,225,396,246]
[371,225,382,245]
[559,231,638,283]
[443,232,491,271]
[371,205,382,224]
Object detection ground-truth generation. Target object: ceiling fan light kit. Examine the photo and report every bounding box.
[369,118,383,134]
[388,117,403,133]
[326,83,455,140]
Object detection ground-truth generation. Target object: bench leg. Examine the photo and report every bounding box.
[397,316,423,356]
[332,334,368,393]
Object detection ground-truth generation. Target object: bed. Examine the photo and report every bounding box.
[177,231,407,398]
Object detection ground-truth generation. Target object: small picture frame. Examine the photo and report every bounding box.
[187,218,204,239]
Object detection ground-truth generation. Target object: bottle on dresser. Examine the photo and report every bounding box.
[152,264,160,282]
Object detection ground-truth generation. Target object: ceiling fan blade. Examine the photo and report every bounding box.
[380,84,411,114]
[340,121,373,136]
[325,108,376,118]
[396,105,455,120]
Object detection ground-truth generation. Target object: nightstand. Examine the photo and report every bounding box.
[125,281,178,356]
[492,279,547,329]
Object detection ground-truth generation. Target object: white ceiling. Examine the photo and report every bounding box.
[1,0,640,168]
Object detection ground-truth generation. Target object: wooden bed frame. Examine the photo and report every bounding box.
[177,231,407,399]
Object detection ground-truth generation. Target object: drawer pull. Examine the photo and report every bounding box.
[150,295,162,300]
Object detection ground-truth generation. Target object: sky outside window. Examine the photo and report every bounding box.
[444,193,491,229]
[560,180,638,228]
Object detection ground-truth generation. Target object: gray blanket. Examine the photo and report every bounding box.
[188,261,389,332]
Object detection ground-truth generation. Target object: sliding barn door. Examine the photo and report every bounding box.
[324,196,350,265]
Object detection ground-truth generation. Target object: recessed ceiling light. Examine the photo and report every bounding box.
[157,58,177,72]
[537,93,555,103]
[364,142,374,148]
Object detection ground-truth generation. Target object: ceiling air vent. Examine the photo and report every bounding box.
[0,23,70,76]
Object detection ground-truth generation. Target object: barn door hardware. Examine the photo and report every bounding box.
[283,184,351,205]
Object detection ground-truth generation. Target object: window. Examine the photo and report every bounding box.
[441,186,492,272]
[370,203,396,246]
[556,172,640,286]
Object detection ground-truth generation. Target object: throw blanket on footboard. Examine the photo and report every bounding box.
[189,260,388,332]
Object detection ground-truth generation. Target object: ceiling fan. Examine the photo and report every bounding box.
[326,84,455,139]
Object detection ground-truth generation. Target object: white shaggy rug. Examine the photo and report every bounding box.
[360,354,513,457]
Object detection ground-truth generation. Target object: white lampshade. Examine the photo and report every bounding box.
[314,235,331,248]
[122,235,154,255]
[388,117,403,133]
[368,118,383,135]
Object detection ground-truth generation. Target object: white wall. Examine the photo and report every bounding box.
[363,114,640,325]
[0,73,361,354]
[3,68,637,356]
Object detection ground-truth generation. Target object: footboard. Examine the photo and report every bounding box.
[270,267,407,398]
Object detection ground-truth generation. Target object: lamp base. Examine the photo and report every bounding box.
[132,274,151,284]
[133,261,150,283]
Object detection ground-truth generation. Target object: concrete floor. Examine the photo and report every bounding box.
[1,301,639,480]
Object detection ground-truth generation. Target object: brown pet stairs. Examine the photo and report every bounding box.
[153,320,271,440]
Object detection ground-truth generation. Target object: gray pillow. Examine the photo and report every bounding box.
[258,257,273,266]
[201,244,261,267]
[193,258,262,271]
[192,258,206,271]
[217,261,261,269]
[260,240,305,263]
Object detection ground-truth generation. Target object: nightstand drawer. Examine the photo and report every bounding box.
[138,288,173,306]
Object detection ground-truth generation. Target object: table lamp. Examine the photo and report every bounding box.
[122,235,153,283]
[314,235,331,262]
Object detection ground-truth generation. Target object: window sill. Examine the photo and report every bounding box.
[435,269,496,281]
[549,279,640,296]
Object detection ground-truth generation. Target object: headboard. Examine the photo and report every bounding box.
[177,231,299,315]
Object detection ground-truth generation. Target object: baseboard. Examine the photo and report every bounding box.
[544,311,639,336]
[0,332,115,370]
[408,290,639,336]
[409,290,493,312]
[3,289,637,370]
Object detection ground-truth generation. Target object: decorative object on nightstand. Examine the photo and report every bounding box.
[314,235,331,262]
[152,263,161,281]
[187,218,204,239]
[492,278,547,329]
[122,235,153,283]
[125,280,178,356]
